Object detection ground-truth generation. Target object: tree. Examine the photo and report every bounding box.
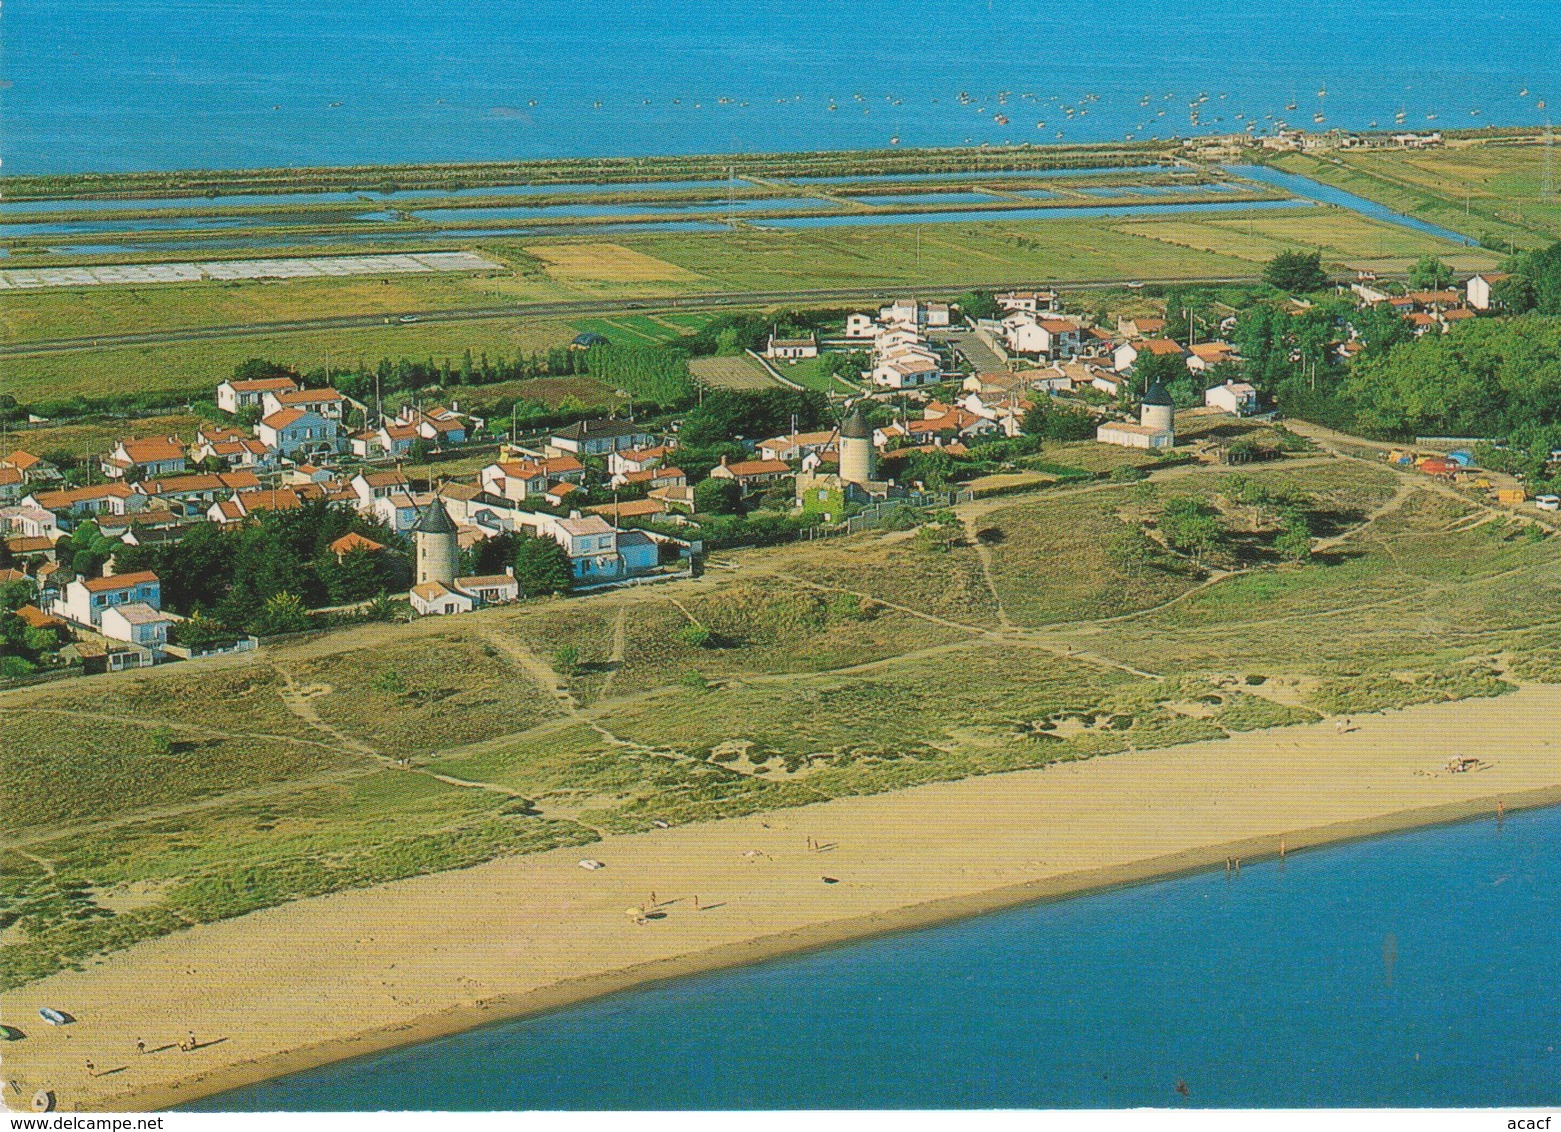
[956,290,1001,322]
[900,447,959,490]
[1134,349,1190,396]
[513,534,573,596]
[1274,510,1314,562]
[1352,302,1413,357]
[231,358,300,384]
[0,578,35,612]
[1343,316,1561,438]
[1408,256,1454,291]
[694,476,745,516]
[1504,241,1561,315]
[1023,401,1096,441]
[252,592,310,636]
[170,611,237,650]
[1108,527,1159,578]
[1263,249,1328,294]
[553,645,581,675]
[1158,496,1225,568]
[322,547,381,605]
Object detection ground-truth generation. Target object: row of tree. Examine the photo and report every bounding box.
[111,502,408,634]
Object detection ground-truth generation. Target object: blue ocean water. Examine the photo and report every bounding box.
[188,805,1561,1111]
[3,1,1557,174]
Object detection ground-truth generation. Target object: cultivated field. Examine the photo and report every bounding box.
[1270,144,1558,249]
[523,242,706,287]
[1115,208,1504,275]
[1,317,580,405]
[0,261,563,346]
[688,354,779,391]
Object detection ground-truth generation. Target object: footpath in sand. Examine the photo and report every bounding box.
[4,684,1560,1112]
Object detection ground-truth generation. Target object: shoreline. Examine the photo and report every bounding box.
[4,683,1559,1113]
[150,788,1561,1113]
[4,125,1549,200]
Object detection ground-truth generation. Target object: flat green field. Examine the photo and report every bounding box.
[4,449,1560,987]
[1,317,579,405]
[1113,208,1504,274]
[1270,143,1559,248]
[0,266,566,346]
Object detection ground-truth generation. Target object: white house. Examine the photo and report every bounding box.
[453,571,520,605]
[1114,339,1189,373]
[1096,421,1175,450]
[480,460,550,503]
[101,437,187,480]
[925,302,952,328]
[216,376,298,415]
[1186,342,1239,373]
[845,313,879,339]
[548,420,655,457]
[871,355,941,389]
[519,512,658,582]
[56,570,161,629]
[606,446,673,476]
[996,290,1059,314]
[349,469,410,511]
[256,409,338,458]
[25,482,146,520]
[409,580,476,617]
[100,601,173,651]
[1004,317,1083,360]
[262,386,347,421]
[1466,272,1510,311]
[1204,381,1259,416]
[765,334,819,360]
[879,299,919,327]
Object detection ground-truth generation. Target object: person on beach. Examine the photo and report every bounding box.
[84,1060,95,1077]
[136,1038,145,1056]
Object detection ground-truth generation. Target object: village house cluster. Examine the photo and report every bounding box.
[5,260,1536,671]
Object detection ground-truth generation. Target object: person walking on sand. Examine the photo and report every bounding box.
[1335,718,1345,735]
[185,1029,196,1052]
[136,1038,145,1056]
[84,1060,96,1077]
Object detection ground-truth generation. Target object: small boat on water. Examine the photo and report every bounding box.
[38,1008,69,1026]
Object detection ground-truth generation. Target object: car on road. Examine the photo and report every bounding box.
[398,314,420,323]
[1536,495,1560,512]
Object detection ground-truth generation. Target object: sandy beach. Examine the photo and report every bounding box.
[3,682,1559,1113]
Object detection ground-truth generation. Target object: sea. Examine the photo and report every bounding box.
[3,0,1559,175]
[187,804,1561,1111]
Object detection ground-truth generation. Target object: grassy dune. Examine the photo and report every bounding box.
[5,412,1561,991]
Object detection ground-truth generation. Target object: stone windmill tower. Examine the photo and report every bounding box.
[1140,380,1175,441]
[413,496,459,586]
[838,402,876,487]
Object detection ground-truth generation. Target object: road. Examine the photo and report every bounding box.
[0,276,1262,357]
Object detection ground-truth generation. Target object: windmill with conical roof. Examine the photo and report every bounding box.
[838,402,876,486]
[1139,379,1175,440]
[413,496,459,587]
